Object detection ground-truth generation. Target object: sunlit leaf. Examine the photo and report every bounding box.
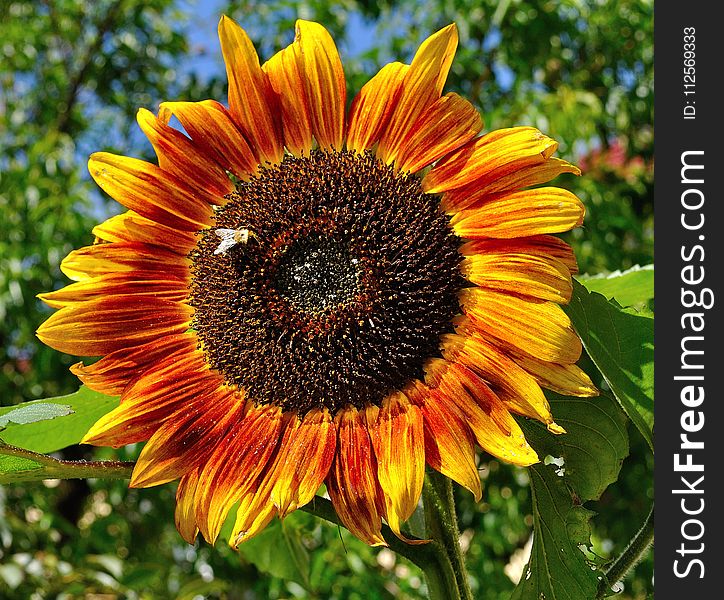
[564,280,654,450]
[0,403,73,429]
[577,264,654,307]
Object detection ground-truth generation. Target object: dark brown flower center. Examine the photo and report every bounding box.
[188,150,463,415]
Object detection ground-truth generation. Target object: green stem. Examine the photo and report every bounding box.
[597,504,654,599]
[422,470,472,600]
[301,494,461,599]
[0,441,134,483]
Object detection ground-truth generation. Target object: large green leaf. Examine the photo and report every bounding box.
[0,386,119,477]
[577,264,654,308]
[512,393,629,600]
[564,280,653,450]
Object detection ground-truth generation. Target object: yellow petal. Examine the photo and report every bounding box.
[263,42,314,156]
[368,391,425,541]
[218,15,283,164]
[92,211,197,256]
[88,153,212,231]
[395,93,483,173]
[346,62,408,153]
[423,126,558,194]
[458,288,582,364]
[460,252,572,303]
[459,235,579,275]
[294,20,347,150]
[377,24,458,164]
[451,187,585,239]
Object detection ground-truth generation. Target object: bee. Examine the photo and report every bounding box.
[213,228,256,255]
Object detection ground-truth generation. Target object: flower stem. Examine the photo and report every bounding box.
[422,470,473,600]
[597,504,654,599]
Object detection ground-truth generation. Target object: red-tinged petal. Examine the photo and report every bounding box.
[440,329,558,429]
[88,153,213,231]
[511,352,599,398]
[423,127,558,194]
[38,272,188,308]
[137,108,233,201]
[262,41,314,156]
[460,252,572,303]
[406,381,481,500]
[326,407,387,546]
[459,235,579,274]
[81,347,221,447]
[396,93,483,174]
[450,187,585,239]
[377,24,458,165]
[441,157,581,213]
[368,391,425,541]
[218,16,283,164]
[294,20,346,150]
[92,212,197,256]
[59,242,190,282]
[458,287,582,364]
[346,62,408,153]
[230,491,278,547]
[194,404,283,543]
[159,100,259,178]
[268,409,336,518]
[36,295,192,358]
[176,469,201,543]
[70,332,198,396]
[424,358,540,466]
[130,386,246,488]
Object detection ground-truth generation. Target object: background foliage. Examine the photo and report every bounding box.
[1,0,653,598]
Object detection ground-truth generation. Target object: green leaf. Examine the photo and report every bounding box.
[233,516,311,589]
[512,394,629,600]
[577,264,654,308]
[0,454,42,475]
[564,281,654,450]
[0,403,73,428]
[0,386,119,454]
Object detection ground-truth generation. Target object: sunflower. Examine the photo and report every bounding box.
[37,17,597,547]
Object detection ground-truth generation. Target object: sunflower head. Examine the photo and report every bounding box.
[37,16,596,548]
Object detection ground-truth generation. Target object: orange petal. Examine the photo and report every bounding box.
[460,252,572,303]
[92,211,197,256]
[395,93,483,174]
[441,157,581,213]
[230,491,278,547]
[268,409,336,518]
[424,359,540,465]
[194,404,283,543]
[218,16,283,164]
[80,347,222,447]
[511,352,599,398]
[377,24,458,165]
[440,330,557,429]
[159,100,259,179]
[88,153,213,231]
[326,407,387,546]
[459,235,579,274]
[458,288,582,364]
[36,295,192,358]
[130,386,246,488]
[422,127,558,194]
[176,469,201,543]
[59,242,190,282]
[136,108,233,201]
[346,62,408,153]
[368,392,425,541]
[451,187,585,239]
[38,272,188,308]
[262,38,313,156]
[70,332,198,396]
[294,20,346,150]
[406,381,481,500]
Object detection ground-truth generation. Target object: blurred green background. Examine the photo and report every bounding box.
[0,0,653,598]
